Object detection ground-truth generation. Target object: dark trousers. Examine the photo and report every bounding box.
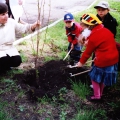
[0,55,22,71]
[68,43,82,62]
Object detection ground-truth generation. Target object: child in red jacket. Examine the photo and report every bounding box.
[89,1,118,88]
[77,13,119,101]
[64,13,83,65]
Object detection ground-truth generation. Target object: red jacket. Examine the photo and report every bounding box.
[66,22,83,45]
[80,24,119,67]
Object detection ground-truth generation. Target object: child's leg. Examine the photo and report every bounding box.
[91,80,101,99]
[99,82,105,97]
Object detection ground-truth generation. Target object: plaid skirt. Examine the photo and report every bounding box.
[89,63,118,86]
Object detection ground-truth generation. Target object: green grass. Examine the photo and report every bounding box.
[0,0,120,119]
[37,0,120,103]
[0,100,13,120]
[44,56,58,62]
[72,108,107,120]
[20,51,28,62]
[37,0,120,60]
[71,81,91,100]
[6,69,23,77]
[0,79,16,94]
[19,41,28,45]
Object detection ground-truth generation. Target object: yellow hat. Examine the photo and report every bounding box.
[81,13,102,25]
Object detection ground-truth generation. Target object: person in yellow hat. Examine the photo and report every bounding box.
[78,13,102,47]
[76,13,119,101]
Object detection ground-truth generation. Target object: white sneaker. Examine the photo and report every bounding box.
[90,85,93,88]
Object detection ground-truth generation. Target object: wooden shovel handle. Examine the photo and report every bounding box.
[70,69,90,77]
[85,60,94,64]
[63,49,72,61]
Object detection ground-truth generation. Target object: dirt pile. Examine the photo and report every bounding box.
[13,60,90,101]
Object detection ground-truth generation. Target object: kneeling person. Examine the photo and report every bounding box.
[0,3,40,72]
[64,13,83,65]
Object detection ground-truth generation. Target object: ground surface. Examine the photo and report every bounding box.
[13,60,91,101]
[1,0,120,119]
[1,59,120,120]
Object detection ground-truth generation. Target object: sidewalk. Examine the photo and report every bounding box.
[14,0,97,45]
[21,0,96,27]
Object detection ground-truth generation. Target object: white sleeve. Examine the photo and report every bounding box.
[15,22,32,35]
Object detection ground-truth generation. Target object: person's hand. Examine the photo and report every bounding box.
[71,43,74,50]
[76,61,83,67]
[84,40,88,47]
[81,37,86,45]
[78,34,85,45]
[31,20,41,31]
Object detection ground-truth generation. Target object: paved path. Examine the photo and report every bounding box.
[21,0,96,27]
[14,0,96,44]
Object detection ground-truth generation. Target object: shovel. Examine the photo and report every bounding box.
[68,59,94,77]
[69,69,90,77]
[63,49,84,61]
[63,49,72,61]
[67,64,78,68]
[67,60,94,68]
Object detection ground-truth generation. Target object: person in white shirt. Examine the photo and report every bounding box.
[0,3,40,73]
[0,0,26,24]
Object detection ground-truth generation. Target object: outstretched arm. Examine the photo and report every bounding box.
[31,20,41,31]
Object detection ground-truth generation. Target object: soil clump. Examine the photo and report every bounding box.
[13,60,90,101]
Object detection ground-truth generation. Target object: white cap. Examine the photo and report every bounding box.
[94,1,110,10]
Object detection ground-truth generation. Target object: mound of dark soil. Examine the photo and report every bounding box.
[13,60,90,101]
[6,60,120,120]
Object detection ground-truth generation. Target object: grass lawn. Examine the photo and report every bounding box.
[0,0,120,120]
